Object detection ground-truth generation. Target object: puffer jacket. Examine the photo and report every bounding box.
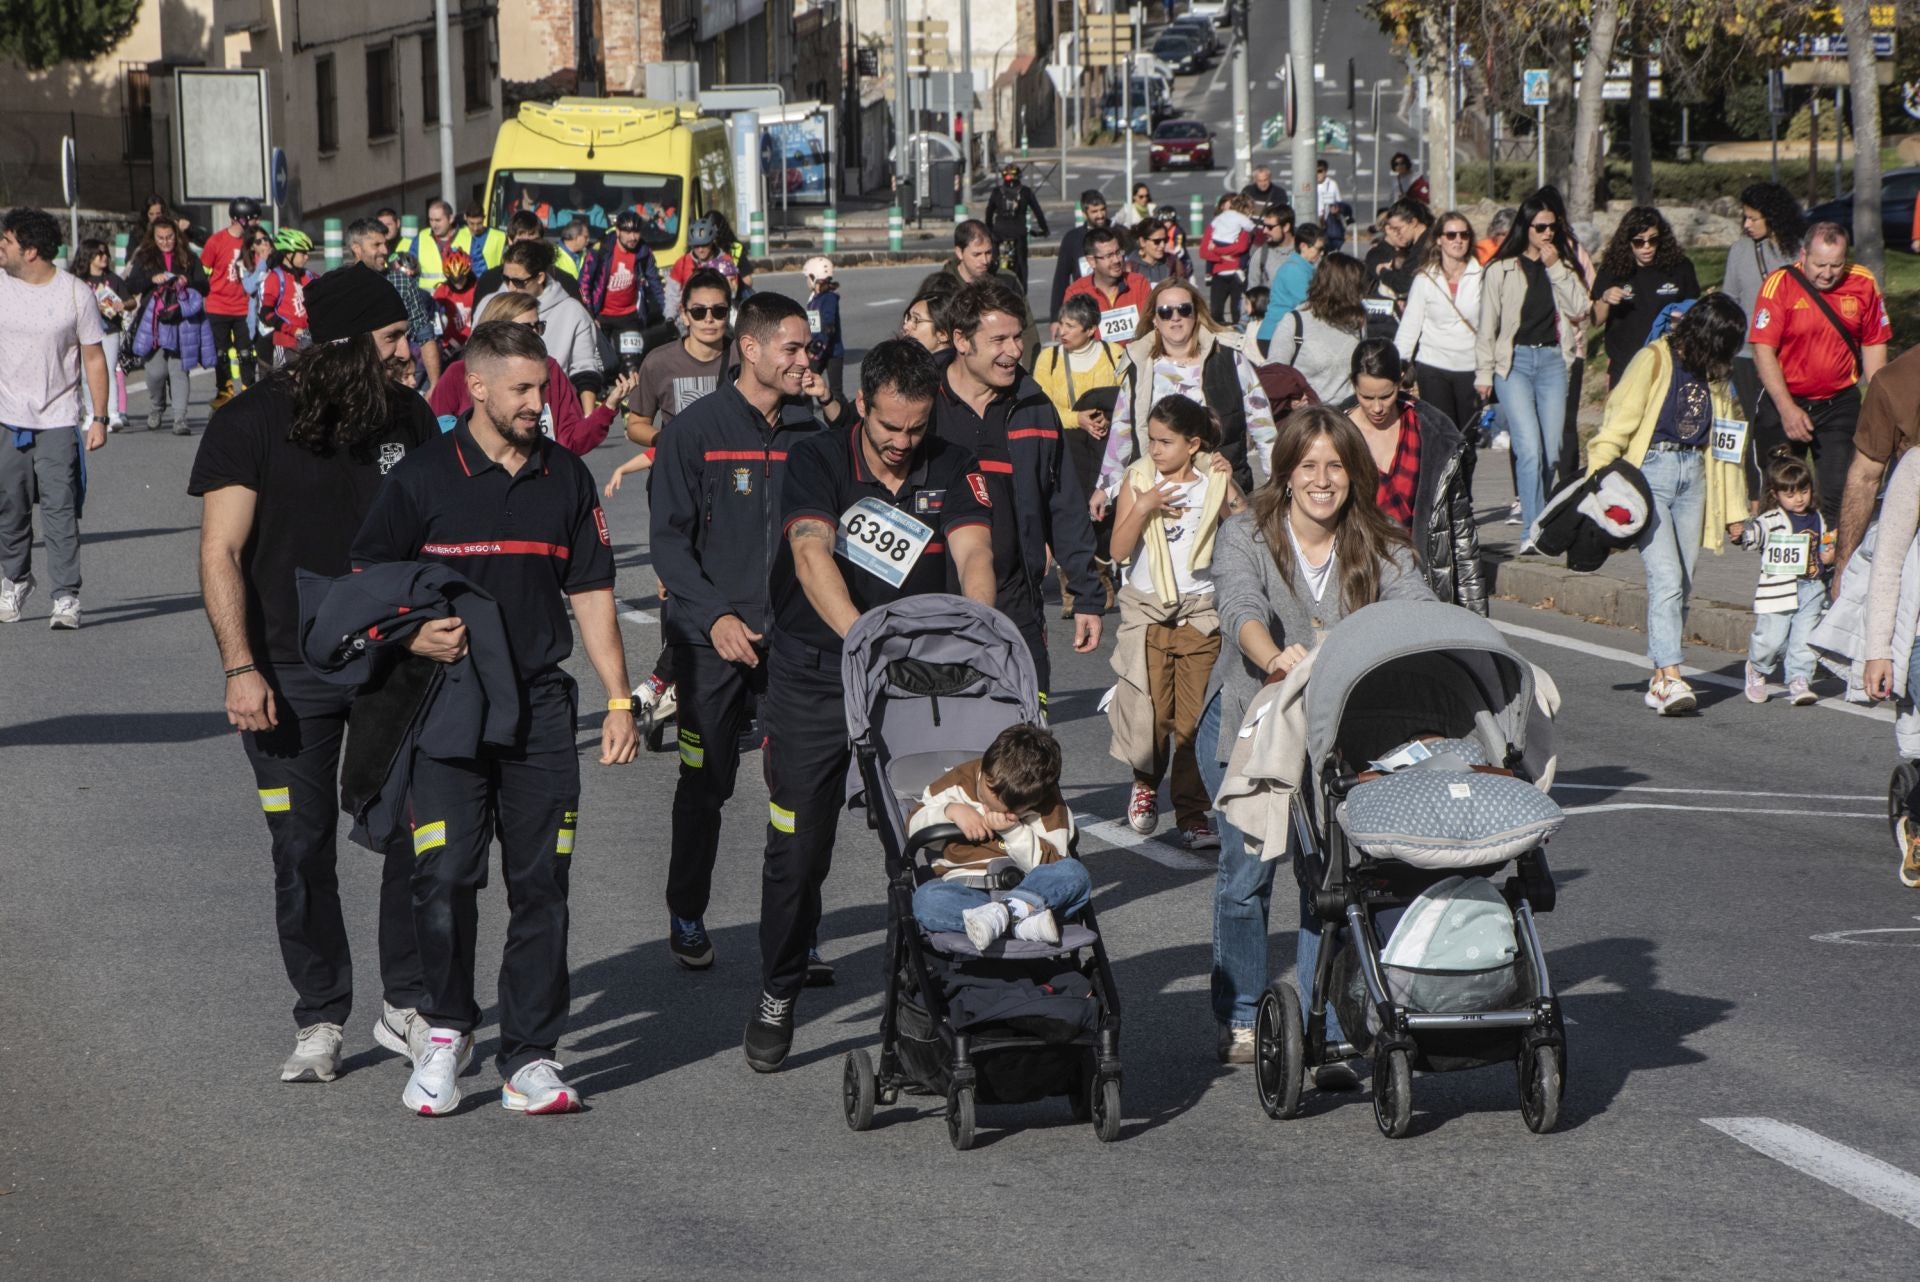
[1338,394,1487,614]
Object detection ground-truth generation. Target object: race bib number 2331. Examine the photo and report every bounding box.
[835,497,934,588]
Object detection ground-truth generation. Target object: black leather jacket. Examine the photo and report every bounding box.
[1342,395,1487,615]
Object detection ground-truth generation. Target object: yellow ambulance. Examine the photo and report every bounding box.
[484,97,735,268]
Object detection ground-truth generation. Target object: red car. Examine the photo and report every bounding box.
[1149,120,1213,172]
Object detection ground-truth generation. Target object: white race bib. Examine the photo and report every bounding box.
[807,308,823,334]
[835,498,934,588]
[1098,305,1139,341]
[540,405,556,440]
[1762,531,1812,579]
[1362,296,1396,318]
[1710,416,1748,465]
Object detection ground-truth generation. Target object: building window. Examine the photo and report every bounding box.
[316,54,338,153]
[421,31,439,125]
[463,21,491,113]
[366,42,397,139]
[121,63,153,161]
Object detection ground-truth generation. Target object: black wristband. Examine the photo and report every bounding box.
[225,663,256,679]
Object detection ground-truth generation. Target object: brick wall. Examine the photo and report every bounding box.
[501,0,666,97]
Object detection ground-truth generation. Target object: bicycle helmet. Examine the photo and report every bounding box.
[272,228,313,253]
[443,249,472,276]
[229,197,263,222]
[686,216,718,249]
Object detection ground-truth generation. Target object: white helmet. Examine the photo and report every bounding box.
[802,256,835,285]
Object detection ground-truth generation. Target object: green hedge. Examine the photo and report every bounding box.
[1453,157,1872,207]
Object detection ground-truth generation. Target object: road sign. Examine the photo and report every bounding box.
[1522,69,1549,107]
[1768,69,1787,118]
[1783,32,1895,58]
[270,147,289,206]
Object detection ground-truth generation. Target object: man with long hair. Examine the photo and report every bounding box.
[190,263,437,1085]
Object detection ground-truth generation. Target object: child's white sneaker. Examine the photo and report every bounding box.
[1788,677,1817,706]
[962,901,1011,950]
[1743,663,1769,703]
[1012,908,1059,945]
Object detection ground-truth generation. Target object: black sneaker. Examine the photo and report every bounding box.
[743,991,796,1073]
[669,915,714,970]
[804,946,835,987]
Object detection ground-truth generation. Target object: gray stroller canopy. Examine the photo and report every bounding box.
[842,593,1041,743]
[1304,600,1536,777]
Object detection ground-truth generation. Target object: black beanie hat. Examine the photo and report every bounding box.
[306,263,410,344]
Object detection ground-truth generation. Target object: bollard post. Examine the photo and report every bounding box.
[888,204,904,252]
[113,232,129,273]
[323,218,343,272]
[400,214,420,249]
[954,201,969,224]
[823,207,838,254]
[749,209,767,259]
[1075,206,1086,228]
[1189,193,1204,239]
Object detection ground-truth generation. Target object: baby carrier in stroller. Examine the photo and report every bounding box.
[1251,600,1568,1138]
[841,595,1123,1150]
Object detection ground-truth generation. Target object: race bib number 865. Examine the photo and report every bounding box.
[835,497,934,588]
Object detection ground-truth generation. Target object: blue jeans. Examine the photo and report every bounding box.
[911,859,1093,932]
[1494,344,1569,534]
[1747,580,1827,682]
[1197,692,1345,1038]
[1638,449,1706,669]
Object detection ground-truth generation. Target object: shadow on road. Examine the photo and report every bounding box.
[0,709,231,747]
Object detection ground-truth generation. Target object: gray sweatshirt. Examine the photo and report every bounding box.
[1264,306,1362,404]
[536,278,604,383]
[1722,236,1793,359]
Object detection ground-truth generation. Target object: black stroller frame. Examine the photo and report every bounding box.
[843,734,1125,1151]
[1252,746,1567,1138]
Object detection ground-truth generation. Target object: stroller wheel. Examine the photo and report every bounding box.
[947,1084,977,1152]
[1372,1047,1412,1139]
[843,1049,877,1132]
[1889,762,1919,846]
[1091,1077,1122,1143]
[1254,981,1305,1121]
[1518,1043,1564,1134]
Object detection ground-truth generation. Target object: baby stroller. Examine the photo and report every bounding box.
[841,594,1124,1150]
[1252,600,1567,1138]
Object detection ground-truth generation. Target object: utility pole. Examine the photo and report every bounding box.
[892,0,910,209]
[434,0,455,206]
[961,0,973,215]
[575,0,601,96]
[1288,0,1316,216]
[1230,1,1252,189]
[1072,0,1082,145]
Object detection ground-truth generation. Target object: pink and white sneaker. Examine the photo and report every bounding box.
[502,1059,583,1115]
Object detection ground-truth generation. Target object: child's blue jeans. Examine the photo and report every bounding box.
[912,860,1093,933]
[1747,579,1827,683]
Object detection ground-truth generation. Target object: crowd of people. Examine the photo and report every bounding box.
[0,144,1913,1114]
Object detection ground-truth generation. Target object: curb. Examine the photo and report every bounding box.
[755,246,1061,273]
[1484,555,1755,655]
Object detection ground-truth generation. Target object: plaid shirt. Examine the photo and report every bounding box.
[385,268,439,347]
[1374,400,1423,529]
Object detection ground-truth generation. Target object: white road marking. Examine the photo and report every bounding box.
[864,296,905,308]
[1811,918,1920,947]
[619,601,660,627]
[1702,1117,1920,1230]
[1552,782,1882,802]
[1565,802,1877,820]
[1075,812,1216,870]
[1492,619,1894,724]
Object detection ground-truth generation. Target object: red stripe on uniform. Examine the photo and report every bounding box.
[1006,428,1058,441]
[704,450,788,461]
[977,460,1015,473]
[926,542,944,554]
[422,540,571,559]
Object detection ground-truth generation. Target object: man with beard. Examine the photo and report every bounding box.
[190,263,435,1084]
[1049,189,1111,331]
[934,276,1104,701]
[351,319,638,1115]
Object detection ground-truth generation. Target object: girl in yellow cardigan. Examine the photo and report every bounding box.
[1585,294,1751,715]
[1107,396,1246,846]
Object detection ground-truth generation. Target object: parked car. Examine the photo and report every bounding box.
[1150,119,1214,172]
[1103,92,1154,136]
[1152,31,1207,74]
[1186,0,1231,25]
[1807,167,1920,255]
[1167,15,1220,57]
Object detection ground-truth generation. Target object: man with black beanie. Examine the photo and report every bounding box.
[189,263,442,1086]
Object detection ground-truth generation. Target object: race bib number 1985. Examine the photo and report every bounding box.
[835,497,934,588]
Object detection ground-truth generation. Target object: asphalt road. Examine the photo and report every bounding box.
[5,382,1920,1277]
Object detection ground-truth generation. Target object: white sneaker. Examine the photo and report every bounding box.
[279,1022,344,1083]
[1505,498,1522,526]
[1789,677,1817,706]
[1012,908,1060,945]
[962,900,1011,950]
[48,594,80,630]
[502,1059,582,1114]
[0,574,33,623]
[1491,432,1511,452]
[1644,677,1698,715]
[372,1002,474,1072]
[401,1028,465,1116]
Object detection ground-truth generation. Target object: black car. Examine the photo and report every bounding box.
[1167,15,1220,57]
[1152,31,1207,74]
[1807,166,1920,254]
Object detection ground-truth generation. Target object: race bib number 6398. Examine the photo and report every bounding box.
[835,497,934,588]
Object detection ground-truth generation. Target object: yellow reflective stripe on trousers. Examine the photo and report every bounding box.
[412,821,447,856]
[678,728,705,769]
[556,827,575,855]
[257,787,291,813]
[769,802,796,834]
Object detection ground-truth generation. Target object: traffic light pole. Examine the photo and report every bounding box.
[1230,4,1252,190]
[1288,0,1317,216]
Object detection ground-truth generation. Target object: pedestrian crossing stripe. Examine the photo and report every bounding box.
[258,787,291,813]
[412,821,447,855]
[679,728,705,768]
[769,802,796,833]
[556,827,575,855]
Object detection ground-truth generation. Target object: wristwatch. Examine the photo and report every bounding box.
[90,414,109,425]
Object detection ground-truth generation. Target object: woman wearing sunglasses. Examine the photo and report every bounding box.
[1474,190,1593,546]
[1393,211,1483,436]
[1094,278,1278,511]
[1589,208,1699,391]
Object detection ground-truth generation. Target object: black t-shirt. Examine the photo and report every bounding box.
[351,417,616,680]
[1591,258,1700,376]
[1514,257,1559,348]
[930,375,1039,626]
[774,423,993,655]
[187,379,437,666]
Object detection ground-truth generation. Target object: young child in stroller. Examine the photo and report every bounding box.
[907,725,1090,951]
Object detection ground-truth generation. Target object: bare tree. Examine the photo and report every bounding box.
[1840,0,1883,274]
[1566,0,1625,230]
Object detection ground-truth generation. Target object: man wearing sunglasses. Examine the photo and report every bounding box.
[1247,208,1295,293]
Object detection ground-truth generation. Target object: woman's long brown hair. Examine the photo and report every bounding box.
[1250,405,1414,614]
